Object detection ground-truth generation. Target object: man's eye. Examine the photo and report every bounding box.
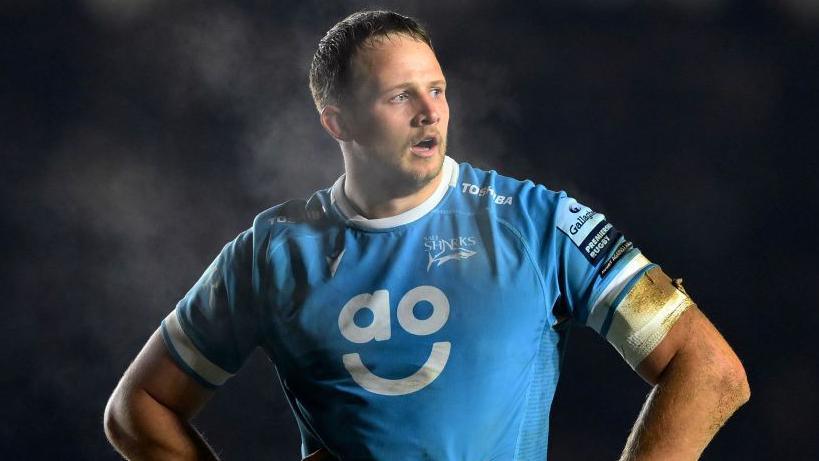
[390,93,409,103]
[431,88,444,98]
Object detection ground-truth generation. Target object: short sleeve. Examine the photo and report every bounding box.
[554,194,690,368]
[160,229,260,388]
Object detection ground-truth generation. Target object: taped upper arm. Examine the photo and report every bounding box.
[602,266,694,370]
[600,266,744,387]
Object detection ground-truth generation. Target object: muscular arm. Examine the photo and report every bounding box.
[104,329,220,460]
[619,304,750,460]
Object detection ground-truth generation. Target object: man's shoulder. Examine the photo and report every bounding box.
[454,160,566,214]
[250,188,336,239]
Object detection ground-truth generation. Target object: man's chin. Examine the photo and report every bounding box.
[360,147,446,194]
[404,151,445,186]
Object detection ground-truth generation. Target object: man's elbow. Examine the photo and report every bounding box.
[720,357,750,409]
[671,324,751,417]
[685,308,750,411]
[103,390,129,451]
[104,385,146,456]
[702,345,751,418]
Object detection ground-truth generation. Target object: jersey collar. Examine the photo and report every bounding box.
[331,156,459,230]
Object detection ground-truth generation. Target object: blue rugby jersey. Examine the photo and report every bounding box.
[161,156,659,460]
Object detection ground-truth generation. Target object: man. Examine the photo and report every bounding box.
[104,10,749,460]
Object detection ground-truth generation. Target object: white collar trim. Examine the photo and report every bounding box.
[331,156,459,230]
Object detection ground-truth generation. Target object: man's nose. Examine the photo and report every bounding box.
[414,95,440,126]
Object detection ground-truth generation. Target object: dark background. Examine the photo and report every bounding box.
[3,0,818,459]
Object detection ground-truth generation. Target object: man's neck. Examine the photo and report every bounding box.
[342,162,445,220]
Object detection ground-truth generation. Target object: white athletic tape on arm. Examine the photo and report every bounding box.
[605,268,694,369]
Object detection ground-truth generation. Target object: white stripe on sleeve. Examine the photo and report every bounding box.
[163,310,234,386]
[586,252,651,333]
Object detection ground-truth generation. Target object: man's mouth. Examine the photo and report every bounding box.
[411,137,439,156]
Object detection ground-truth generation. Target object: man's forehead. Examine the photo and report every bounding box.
[350,33,443,89]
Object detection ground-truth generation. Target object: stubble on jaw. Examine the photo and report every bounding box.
[358,151,446,198]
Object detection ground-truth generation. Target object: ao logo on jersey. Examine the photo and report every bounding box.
[337,286,451,396]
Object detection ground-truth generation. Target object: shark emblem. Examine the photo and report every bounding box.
[427,248,476,271]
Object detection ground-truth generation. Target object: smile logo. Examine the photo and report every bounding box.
[337,286,451,396]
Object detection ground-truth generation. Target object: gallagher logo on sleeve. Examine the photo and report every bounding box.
[556,198,622,263]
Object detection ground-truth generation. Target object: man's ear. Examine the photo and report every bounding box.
[320,105,353,142]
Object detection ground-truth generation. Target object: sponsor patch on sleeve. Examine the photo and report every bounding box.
[599,239,633,276]
[557,198,623,263]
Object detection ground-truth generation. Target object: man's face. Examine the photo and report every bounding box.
[344,34,449,188]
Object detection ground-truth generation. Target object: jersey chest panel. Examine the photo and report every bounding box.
[259,209,558,459]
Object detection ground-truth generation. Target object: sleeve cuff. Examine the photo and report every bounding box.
[160,310,234,388]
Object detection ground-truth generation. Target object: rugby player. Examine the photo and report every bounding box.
[104,10,749,460]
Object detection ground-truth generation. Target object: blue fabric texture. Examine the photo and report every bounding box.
[163,160,649,460]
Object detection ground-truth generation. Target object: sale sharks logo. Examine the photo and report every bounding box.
[423,235,479,271]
